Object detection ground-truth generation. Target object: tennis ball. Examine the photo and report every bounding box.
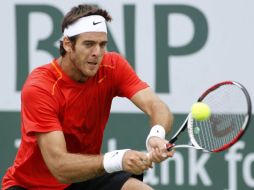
[191,102,211,121]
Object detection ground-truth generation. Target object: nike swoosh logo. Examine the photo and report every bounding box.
[93,21,102,25]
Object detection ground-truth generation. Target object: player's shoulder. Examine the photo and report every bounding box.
[22,63,57,93]
[101,51,127,68]
[102,51,121,60]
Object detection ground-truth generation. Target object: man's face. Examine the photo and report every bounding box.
[68,32,108,80]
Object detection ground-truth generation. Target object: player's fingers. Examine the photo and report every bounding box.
[123,150,152,174]
[141,153,153,169]
[131,152,153,172]
[150,148,166,163]
[153,144,175,162]
[165,143,175,157]
[157,144,171,157]
[129,157,151,174]
[149,148,160,162]
[166,147,175,157]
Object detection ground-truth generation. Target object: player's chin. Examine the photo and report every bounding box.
[83,69,99,77]
[87,71,98,77]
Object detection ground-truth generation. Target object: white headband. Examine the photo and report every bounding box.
[63,15,107,37]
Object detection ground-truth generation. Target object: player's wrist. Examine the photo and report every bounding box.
[103,149,130,173]
[146,125,166,151]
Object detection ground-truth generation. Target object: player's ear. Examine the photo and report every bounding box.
[63,37,73,53]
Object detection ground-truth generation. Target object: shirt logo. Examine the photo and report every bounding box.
[111,151,119,158]
[93,21,102,25]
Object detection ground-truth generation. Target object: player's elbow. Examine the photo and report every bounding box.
[53,171,73,184]
[55,175,71,184]
[49,162,73,184]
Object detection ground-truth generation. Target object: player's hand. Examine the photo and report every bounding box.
[147,136,174,163]
[122,150,152,175]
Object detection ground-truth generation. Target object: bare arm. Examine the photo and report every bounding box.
[131,87,174,161]
[37,131,105,184]
[131,87,173,133]
[37,131,152,183]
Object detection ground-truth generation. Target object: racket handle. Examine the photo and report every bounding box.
[166,143,175,151]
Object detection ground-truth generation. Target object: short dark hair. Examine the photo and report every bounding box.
[59,4,112,56]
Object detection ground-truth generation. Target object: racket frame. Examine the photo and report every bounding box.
[167,81,252,152]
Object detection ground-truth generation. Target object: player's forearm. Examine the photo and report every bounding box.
[51,153,105,184]
[149,100,173,133]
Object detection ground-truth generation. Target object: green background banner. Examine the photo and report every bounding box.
[1,112,253,189]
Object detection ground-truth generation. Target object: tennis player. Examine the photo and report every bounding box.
[2,4,174,190]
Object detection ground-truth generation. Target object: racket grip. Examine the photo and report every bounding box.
[166,143,175,151]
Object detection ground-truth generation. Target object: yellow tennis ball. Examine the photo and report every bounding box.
[191,102,211,121]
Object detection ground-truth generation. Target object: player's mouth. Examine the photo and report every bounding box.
[87,61,97,65]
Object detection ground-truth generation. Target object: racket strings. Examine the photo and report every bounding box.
[191,84,248,151]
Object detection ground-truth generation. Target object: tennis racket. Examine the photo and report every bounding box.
[167,81,252,152]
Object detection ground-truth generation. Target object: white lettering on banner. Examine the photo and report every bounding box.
[107,138,117,152]
[160,152,184,185]
[243,154,254,187]
[225,142,244,190]
[189,148,212,186]
[144,165,160,185]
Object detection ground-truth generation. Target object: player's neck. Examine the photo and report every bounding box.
[58,57,88,83]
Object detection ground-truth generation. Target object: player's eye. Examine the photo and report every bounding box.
[83,41,94,48]
[100,42,107,48]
